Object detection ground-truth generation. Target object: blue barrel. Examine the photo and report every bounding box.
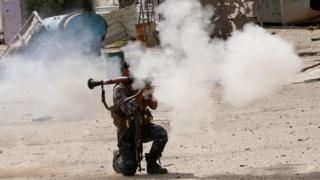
[43,12,108,39]
[42,12,108,55]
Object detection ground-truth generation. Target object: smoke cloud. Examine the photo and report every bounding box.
[124,0,302,139]
[0,34,106,119]
[221,25,302,106]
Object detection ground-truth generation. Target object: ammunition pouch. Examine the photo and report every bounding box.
[110,106,129,130]
[110,106,153,129]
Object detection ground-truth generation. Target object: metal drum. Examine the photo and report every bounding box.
[42,12,108,55]
[43,12,108,39]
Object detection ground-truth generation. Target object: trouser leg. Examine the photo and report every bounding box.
[142,123,168,174]
[115,127,137,176]
[142,123,168,158]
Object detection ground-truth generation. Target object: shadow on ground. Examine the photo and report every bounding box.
[84,172,198,179]
[85,171,320,180]
[206,172,320,180]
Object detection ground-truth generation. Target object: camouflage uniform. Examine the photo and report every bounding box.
[112,83,168,176]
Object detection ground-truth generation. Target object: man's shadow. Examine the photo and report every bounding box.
[135,172,198,179]
[105,172,198,179]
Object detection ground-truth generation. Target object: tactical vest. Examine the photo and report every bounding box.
[111,83,153,130]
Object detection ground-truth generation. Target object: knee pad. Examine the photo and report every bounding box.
[120,159,137,176]
[121,164,137,176]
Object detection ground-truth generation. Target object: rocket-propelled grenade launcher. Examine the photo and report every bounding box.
[87,77,133,89]
[87,77,133,110]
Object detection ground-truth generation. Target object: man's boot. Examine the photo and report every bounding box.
[112,150,121,173]
[145,153,168,174]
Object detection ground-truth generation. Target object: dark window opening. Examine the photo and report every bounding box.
[310,0,320,10]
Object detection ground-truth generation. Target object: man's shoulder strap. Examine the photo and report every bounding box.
[113,82,131,92]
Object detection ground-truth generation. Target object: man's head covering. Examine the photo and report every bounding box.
[121,60,129,69]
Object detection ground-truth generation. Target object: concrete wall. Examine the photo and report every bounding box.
[94,0,119,14]
[282,0,320,23]
[0,0,3,43]
[93,0,119,7]
[254,0,281,23]
[255,0,320,24]
[0,1,3,33]
[3,0,23,44]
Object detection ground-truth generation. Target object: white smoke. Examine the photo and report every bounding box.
[221,25,302,106]
[124,0,302,139]
[0,35,106,119]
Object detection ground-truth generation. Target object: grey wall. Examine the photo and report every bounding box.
[0,1,3,34]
